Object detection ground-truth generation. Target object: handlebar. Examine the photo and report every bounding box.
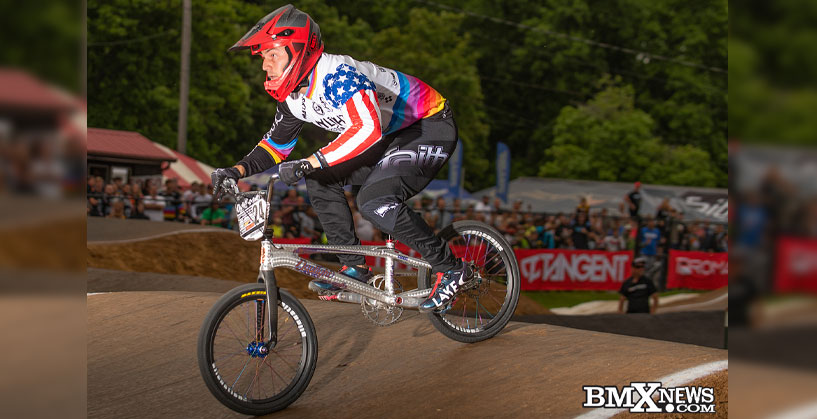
[218,173,281,201]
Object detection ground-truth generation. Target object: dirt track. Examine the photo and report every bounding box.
[88,291,727,418]
[86,218,728,418]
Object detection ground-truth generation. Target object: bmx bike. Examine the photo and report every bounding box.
[197,174,520,415]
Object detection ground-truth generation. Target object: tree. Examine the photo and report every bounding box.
[88,0,275,166]
[539,78,717,186]
[362,8,490,189]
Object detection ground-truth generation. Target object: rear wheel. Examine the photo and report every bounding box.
[419,220,520,342]
[197,284,317,415]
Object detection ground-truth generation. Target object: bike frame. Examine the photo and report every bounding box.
[259,238,434,345]
[243,175,434,347]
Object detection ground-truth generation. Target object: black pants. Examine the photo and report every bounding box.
[305,102,459,273]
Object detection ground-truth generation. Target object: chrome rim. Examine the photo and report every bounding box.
[438,229,513,333]
[210,298,306,403]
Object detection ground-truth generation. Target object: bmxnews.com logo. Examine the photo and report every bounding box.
[583,382,716,413]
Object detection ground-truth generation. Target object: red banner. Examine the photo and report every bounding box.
[666,250,728,289]
[517,249,633,290]
[775,237,817,293]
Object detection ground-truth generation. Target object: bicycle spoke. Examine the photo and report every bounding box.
[220,317,250,349]
[213,351,245,364]
[244,357,264,398]
[231,355,253,390]
[272,350,299,372]
[264,356,291,384]
[476,298,497,319]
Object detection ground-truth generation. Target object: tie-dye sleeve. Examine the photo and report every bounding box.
[238,101,304,176]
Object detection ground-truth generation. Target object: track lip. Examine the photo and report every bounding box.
[573,359,729,419]
[87,228,238,245]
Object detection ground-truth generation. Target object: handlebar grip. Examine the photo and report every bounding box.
[223,178,239,195]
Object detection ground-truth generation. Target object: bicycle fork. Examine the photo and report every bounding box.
[258,239,279,350]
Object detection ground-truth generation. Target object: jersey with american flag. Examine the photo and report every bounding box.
[238,53,447,175]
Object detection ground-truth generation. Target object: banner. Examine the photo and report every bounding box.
[448,139,464,198]
[775,237,817,293]
[666,250,728,289]
[496,142,510,204]
[518,249,632,291]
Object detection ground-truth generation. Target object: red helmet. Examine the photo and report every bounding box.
[229,4,324,101]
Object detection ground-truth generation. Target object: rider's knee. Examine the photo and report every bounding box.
[357,194,401,232]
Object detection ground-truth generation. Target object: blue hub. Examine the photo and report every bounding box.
[246,341,268,358]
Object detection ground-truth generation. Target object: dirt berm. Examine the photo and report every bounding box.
[87,218,549,315]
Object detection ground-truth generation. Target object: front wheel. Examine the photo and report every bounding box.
[197,283,318,415]
[419,220,521,343]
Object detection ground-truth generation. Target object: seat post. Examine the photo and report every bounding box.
[384,237,395,295]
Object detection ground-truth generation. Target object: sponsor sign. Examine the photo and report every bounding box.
[666,250,728,289]
[518,249,632,291]
[775,237,817,293]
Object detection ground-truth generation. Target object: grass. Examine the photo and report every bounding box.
[523,289,705,309]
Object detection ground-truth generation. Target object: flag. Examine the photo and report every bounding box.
[496,142,510,203]
[448,139,464,198]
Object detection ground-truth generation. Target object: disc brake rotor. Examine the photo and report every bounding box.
[361,275,403,326]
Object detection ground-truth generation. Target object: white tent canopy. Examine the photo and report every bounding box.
[473,177,727,222]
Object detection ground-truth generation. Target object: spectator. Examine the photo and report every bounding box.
[519,226,543,249]
[269,213,285,238]
[474,195,492,217]
[624,181,643,220]
[106,199,127,220]
[142,182,165,222]
[87,177,103,216]
[129,200,150,220]
[539,222,556,249]
[429,197,452,231]
[602,229,626,251]
[189,182,213,222]
[354,208,377,241]
[702,223,727,252]
[570,211,594,250]
[576,196,590,215]
[182,181,197,205]
[451,198,463,221]
[618,257,659,314]
[119,184,134,217]
[87,176,96,195]
[200,201,227,227]
[463,205,477,222]
[639,218,662,265]
[280,188,300,229]
[101,183,116,216]
[161,179,184,222]
[553,213,571,248]
[295,201,321,241]
[112,176,124,192]
[656,198,672,223]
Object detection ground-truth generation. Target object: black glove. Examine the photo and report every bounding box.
[278,159,315,186]
[211,167,242,197]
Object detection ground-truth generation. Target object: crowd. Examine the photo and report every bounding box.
[410,194,727,255]
[87,177,727,256]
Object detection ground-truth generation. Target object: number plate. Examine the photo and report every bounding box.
[235,194,268,241]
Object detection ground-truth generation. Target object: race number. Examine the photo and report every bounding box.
[236,194,268,241]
